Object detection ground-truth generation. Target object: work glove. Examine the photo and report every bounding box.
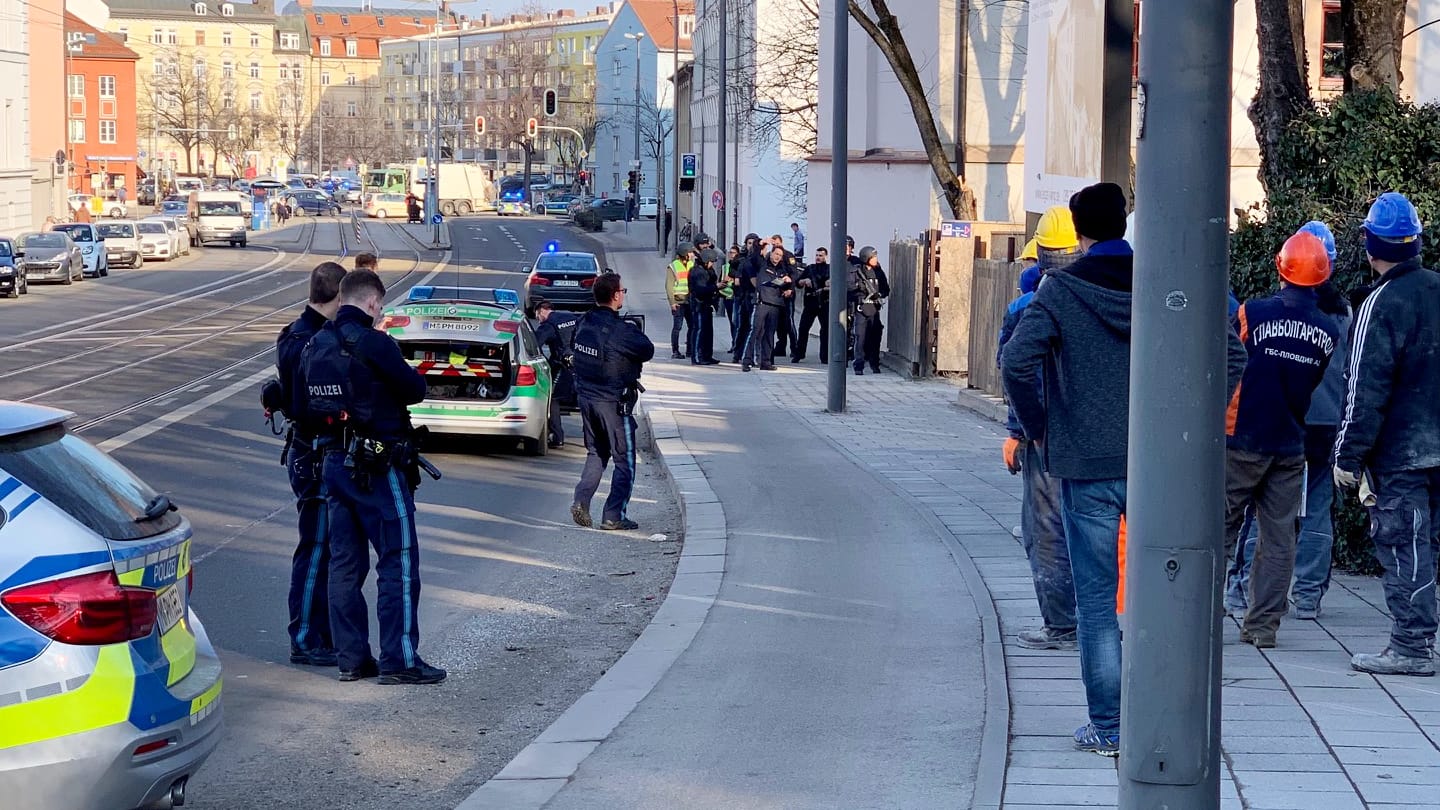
[1003,437,1024,475]
[1334,466,1359,490]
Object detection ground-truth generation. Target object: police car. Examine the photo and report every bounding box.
[0,402,222,809]
[380,286,555,455]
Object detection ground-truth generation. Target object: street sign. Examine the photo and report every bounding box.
[681,153,697,179]
[711,189,724,210]
[580,149,588,159]
[431,213,444,224]
[939,220,972,239]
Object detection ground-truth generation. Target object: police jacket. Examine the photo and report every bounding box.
[572,307,656,402]
[299,305,427,442]
[799,260,830,304]
[696,262,723,304]
[848,262,890,307]
[534,311,579,370]
[755,259,793,307]
[1226,287,1339,457]
[277,305,328,434]
[1335,259,1440,474]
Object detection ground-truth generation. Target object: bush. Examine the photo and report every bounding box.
[1229,89,1440,573]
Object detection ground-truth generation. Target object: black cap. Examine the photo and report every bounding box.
[845,235,855,248]
[1069,182,1128,243]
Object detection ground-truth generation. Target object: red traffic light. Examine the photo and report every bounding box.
[543,89,558,117]
[473,115,486,136]
[526,117,538,138]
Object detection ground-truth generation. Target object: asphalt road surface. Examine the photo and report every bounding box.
[1,212,678,809]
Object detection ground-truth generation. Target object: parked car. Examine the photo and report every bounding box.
[0,237,26,297]
[567,195,593,219]
[145,217,190,256]
[15,231,85,284]
[67,193,127,219]
[159,196,193,218]
[0,401,224,810]
[638,196,659,219]
[588,198,629,222]
[96,220,143,268]
[541,194,576,215]
[136,181,157,206]
[285,189,341,216]
[166,212,200,248]
[135,220,175,261]
[364,192,408,219]
[50,223,109,277]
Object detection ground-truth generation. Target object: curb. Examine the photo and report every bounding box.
[956,386,1009,426]
[393,220,453,252]
[456,405,726,810]
[780,401,1010,810]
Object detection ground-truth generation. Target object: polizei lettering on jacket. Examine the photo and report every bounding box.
[1251,318,1335,355]
[308,383,344,396]
[573,342,600,358]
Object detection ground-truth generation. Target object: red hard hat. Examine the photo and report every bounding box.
[1276,231,1332,287]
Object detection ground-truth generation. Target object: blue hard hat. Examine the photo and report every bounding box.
[1298,221,1337,262]
[1363,192,1423,240]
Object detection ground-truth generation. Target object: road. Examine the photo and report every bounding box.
[1,212,678,809]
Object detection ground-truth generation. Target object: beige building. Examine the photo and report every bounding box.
[104,0,308,179]
[31,0,66,224]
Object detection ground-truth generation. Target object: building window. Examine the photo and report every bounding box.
[250,92,261,111]
[222,29,232,46]
[194,2,207,15]
[340,15,349,25]
[1322,1,1344,87]
[315,14,324,24]
[99,75,116,98]
[347,101,357,117]
[221,3,234,16]
[222,61,233,78]
[321,71,331,86]
[69,119,86,143]
[280,32,299,49]
[118,26,129,41]
[222,94,234,110]
[99,120,117,144]
[168,29,178,45]
[67,74,84,98]
[194,59,206,77]
[195,30,206,46]
[249,61,260,78]
[345,73,356,86]
[346,39,357,57]
[279,123,289,141]
[250,32,260,48]
[377,16,385,27]
[151,29,164,44]
[320,38,331,57]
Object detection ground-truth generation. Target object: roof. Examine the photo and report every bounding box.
[106,0,276,21]
[0,402,73,438]
[306,8,440,58]
[64,13,141,60]
[630,0,694,51]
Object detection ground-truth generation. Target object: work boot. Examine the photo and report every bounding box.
[337,659,379,682]
[1016,627,1077,651]
[1351,647,1436,676]
[378,660,447,685]
[1240,628,1276,649]
[600,518,640,531]
[290,646,338,667]
[570,502,593,528]
[671,350,685,359]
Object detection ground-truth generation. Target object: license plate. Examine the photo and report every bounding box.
[553,279,580,287]
[156,584,185,632]
[423,320,482,332]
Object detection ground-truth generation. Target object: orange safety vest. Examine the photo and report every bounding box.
[1116,515,1128,614]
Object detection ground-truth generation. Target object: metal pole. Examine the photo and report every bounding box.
[1100,0,1135,191]
[317,51,324,174]
[716,0,727,248]
[634,37,642,233]
[429,4,441,246]
[825,0,847,413]
[1120,0,1233,807]
[671,0,680,254]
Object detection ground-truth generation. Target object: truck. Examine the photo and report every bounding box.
[423,163,494,216]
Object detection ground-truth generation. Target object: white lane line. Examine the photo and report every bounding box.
[98,367,272,453]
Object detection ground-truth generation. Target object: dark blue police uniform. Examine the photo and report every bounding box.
[276,305,334,661]
[571,307,655,526]
[748,259,791,370]
[535,311,579,445]
[299,305,434,680]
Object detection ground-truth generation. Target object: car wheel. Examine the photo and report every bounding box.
[522,432,548,457]
[240,237,247,247]
[62,267,73,285]
[375,209,388,219]
[19,275,27,295]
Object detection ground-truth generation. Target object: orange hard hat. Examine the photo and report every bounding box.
[1276,231,1332,287]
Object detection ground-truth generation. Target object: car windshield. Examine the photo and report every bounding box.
[53,225,93,242]
[27,234,66,248]
[0,425,182,540]
[0,242,11,257]
[200,201,242,215]
[98,224,134,238]
[536,254,597,273]
[138,222,167,234]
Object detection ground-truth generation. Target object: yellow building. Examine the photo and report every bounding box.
[105,0,310,179]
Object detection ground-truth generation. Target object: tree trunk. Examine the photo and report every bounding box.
[1247,0,1312,194]
[1342,0,1405,92]
[849,0,966,219]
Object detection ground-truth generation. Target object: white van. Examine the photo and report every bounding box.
[194,191,249,247]
[173,177,205,194]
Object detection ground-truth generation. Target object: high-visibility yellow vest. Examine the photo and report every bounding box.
[670,259,690,297]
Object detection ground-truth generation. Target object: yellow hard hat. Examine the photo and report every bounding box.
[1020,238,1038,262]
[1035,206,1079,250]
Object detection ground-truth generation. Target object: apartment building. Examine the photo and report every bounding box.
[64,13,142,200]
[0,4,33,236]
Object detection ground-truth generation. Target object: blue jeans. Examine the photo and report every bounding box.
[1022,442,1076,633]
[1226,458,1336,613]
[1060,477,1127,734]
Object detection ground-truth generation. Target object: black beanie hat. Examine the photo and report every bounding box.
[1069,182,1128,243]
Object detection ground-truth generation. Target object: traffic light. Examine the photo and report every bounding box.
[473,115,486,136]
[626,170,637,193]
[526,117,538,138]
[543,88,558,117]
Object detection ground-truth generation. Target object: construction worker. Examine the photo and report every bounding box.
[666,243,695,359]
[1221,231,1339,649]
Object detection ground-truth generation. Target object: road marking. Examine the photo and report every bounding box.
[97,367,272,453]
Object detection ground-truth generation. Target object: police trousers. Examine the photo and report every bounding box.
[853,303,883,371]
[287,438,332,653]
[773,296,797,357]
[748,302,782,367]
[794,297,828,362]
[689,297,715,362]
[323,450,423,673]
[574,398,637,524]
[670,301,693,355]
[731,295,755,363]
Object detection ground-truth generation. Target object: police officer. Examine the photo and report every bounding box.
[767,235,800,360]
[666,243,695,359]
[530,297,579,448]
[688,248,722,365]
[793,246,830,363]
[271,261,347,667]
[731,234,762,365]
[850,245,889,375]
[299,269,445,685]
[747,242,793,372]
[570,273,656,531]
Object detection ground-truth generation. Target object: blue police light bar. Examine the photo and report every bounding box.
[407,285,436,301]
[545,240,560,253]
[406,286,521,308]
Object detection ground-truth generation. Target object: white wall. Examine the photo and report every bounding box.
[0,7,33,238]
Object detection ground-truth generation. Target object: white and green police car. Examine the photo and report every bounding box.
[381,287,555,455]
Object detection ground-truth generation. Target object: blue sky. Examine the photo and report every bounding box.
[316,1,574,17]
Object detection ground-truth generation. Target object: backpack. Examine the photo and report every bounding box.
[298,323,372,432]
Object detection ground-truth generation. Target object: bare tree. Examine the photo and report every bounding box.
[140,48,211,175]
[486,10,556,180]
[1342,0,1406,91]
[556,108,604,186]
[269,73,309,168]
[1249,0,1313,193]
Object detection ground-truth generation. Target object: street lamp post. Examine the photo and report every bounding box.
[825,0,847,412]
[670,0,680,254]
[624,31,646,231]
[428,0,442,246]
[715,0,727,248]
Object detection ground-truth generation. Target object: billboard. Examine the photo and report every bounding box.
[1024,0,1105,213]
